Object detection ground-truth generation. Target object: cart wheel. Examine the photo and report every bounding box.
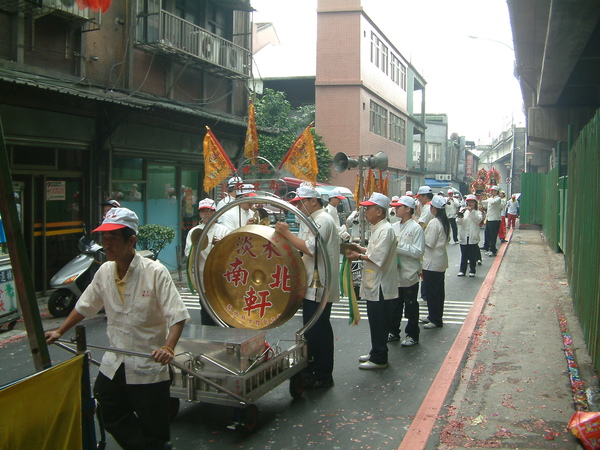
[289,373,304,399]
[169,397,180,420]
[240,405,259,432]
[48,289,77,317]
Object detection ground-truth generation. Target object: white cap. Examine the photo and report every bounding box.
[236,184,257,197]
[405,190,414,197]
[390,195,416,209]
[417,186,433,195]
[228,176,243,187]
[430,196,446,209]
[447,189,454,194]
[360,192,391,209]
[290,183,321,203]
[329,189,346,200]
[489,185,500,191]
[391,195,400,202]
[198,198,216,210]
[465,194,478,201]
[93,207,138,234]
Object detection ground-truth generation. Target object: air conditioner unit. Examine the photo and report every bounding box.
[435,174,451,181]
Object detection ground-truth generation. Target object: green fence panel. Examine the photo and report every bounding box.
[520,173,546,225]
[558,176,568,252]
[566,109,600,371]
[543,166,560,252]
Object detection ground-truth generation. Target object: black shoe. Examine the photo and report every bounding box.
[387,333,400,342]
[304,377,334,389]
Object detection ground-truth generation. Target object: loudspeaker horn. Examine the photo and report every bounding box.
[333,152,359,173]
[367,151,388,171]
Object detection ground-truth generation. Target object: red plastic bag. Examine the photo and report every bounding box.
[569,411,600,449]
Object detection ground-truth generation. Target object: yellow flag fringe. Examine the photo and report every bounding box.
[244,100,259,165]
[278,123,318,184]
[203,127,236,193]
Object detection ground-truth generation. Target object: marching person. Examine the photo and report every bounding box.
[456,194,483,277]
[415,186,434,228]
[388,196,425,347]
[220,184,258,231]
[347,193,398,370]
[325,189,351,241]
[184,198,229,326]
[275,183,340,389]
[216,176,243,211]
[445,189,460,244]
[480,186,503,257]
[506,194,520,229]
[45,208,190,450]
[421,195,450,329]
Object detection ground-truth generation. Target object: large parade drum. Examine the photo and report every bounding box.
[202,224,307,329]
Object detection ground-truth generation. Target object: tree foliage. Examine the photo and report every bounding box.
[137,224,175,257]
[255,89,332,182]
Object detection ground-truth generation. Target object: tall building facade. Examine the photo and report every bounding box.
[315,0,426,196]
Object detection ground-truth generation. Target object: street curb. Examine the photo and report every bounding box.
[397,228,513,450]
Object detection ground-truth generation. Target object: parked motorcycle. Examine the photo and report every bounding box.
[48,232,156,317]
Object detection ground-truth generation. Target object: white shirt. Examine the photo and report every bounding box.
[76,253,190,384]
[423,218,449,272]
[184,222,230,286]
[220,206,254,231]
[215,194,235,211]
[298,208,340,303]
[360,219,398,301]
[456,209,483,245]
[506,200,520,215]
[418,203,434,227]
[484,195,503,221]
[392,218,425,287]
[445,197,459,219]
[326,203,350,241]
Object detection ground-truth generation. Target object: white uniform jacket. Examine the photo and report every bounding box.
[325,203,350,241]
[360,219,398,301]
[392,218,425,287]
[299,208,340,303]
[76,253,190,384]
[484,195,503,221]
[418,203,434,227]
[456,209,483,245]
[220,206,254,232]
[423,218,449,272]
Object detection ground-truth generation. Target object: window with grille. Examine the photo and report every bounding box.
[390,113,406,144]
[370,101,388,137]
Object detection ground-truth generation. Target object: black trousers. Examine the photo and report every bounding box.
[366,289,394,364]
[483,220,501,253]
[93,364,171,450]
[449,218,458,242]
[303,299,334,380]
[459,243,479,274]
[423,270,446,327]
[388,283,420,341]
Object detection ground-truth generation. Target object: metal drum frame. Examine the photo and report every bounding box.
[173,193,333,429]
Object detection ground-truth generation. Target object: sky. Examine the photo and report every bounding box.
[250,0,525,145]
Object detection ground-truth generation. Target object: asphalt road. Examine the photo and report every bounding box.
[0,232,494,449]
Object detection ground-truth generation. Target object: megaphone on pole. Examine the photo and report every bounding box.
[367,151,388,171]
[333,152,359,173]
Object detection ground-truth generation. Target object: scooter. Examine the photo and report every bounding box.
[48,231,156,317]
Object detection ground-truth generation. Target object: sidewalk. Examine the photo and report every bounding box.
[415,227,597,449]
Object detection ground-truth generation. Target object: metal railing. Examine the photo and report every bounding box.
[135,9,250,79]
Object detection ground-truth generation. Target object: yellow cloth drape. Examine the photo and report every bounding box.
[243,101,259,165]
[0,354,84,449]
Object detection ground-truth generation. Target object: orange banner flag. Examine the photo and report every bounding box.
[278,123,318,184]
[75,0,112,12]
[244,100,259,165]
[381,171,389,197]
[203,127,236,193]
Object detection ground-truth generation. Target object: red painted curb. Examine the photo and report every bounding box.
[398,228,513,450]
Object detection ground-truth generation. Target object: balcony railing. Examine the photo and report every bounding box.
[135,10,250,80]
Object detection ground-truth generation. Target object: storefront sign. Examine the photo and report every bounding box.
[46,181,66,201]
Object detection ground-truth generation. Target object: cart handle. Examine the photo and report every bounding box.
[54,339,249,406]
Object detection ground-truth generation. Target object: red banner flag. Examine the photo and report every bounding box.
[75,0,112,12]
[278,123,318,184]
[203,127,236,193]
[244,101,259,165]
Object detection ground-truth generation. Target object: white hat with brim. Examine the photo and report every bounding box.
[93,207,138,234]
[430,196,446,209]
[405,190,414,197]
[228,176,243,187]
[489,185,500,191]
[417,186,433,195]
[390,195,416,209]
[329,189,346,200]
[465,194,478,201]
[359,192,391,209]
[198,198,216,210]
[290,185,321,203]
